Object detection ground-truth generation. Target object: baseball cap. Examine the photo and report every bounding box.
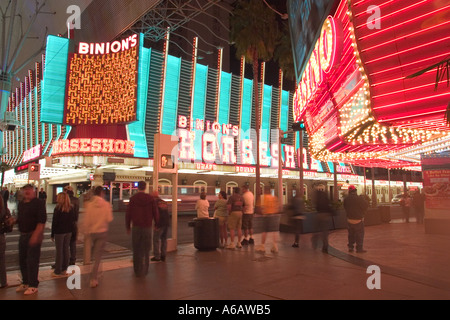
[348,185,356,191]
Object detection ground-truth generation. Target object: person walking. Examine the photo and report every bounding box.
[412,190,425,224]
[51,192,77,277]
[311,189,334,253]
[400,192,411,223]
[256,190,280,254]
[241,185,255,246]
[0,194,13,289]
[1,187,9,209]
[66,189,80,265]
[290,191,305,248]
[226,187,244,249]
[15,184,47,295]
[82,186,113,288]
[344,185,369,253]
[152,191,169,262]
[125,181,159,276]
[195,192,210,218]
[213,191,228,248]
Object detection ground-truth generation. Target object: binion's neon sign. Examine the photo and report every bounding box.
[293,16,342,122]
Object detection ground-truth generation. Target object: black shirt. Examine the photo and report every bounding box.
[17,198,47,233]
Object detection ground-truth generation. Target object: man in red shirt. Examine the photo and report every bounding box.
[126,181,159,277]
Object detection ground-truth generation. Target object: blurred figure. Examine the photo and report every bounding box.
[66,188,80,265]
[256,190,280,254]
[241,185,255,246]
[400,193,411,223]
[412,190,425,224]
[290,191,305,248]
[214,191,228,248]
[0,194,13,289]
[344,185,369,253]
[195,192,210,219]
[51,192,76,277]
[1,187,9,209]
[16,184,47,295]
[38,188,47,203]
[226,187,244,249]
[82,186,113,287]
[311,189,333,253]
[152,191,169,262]
[126,181,159,276]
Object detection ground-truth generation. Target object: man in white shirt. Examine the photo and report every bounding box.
[241,185,254,245]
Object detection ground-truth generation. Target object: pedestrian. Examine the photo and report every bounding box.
[152,191,169,262]
[400,192,411,223]
[226,187,244,249]
[290,191,305,248]
[0,194,13,289]
[38,188,47,203]
[213,191,228,248]
[82,186,113,288]
[412,190,425,224]
[311,189,333,253]
[66,189,80,265]
[15,184,47,295]
[344,185,369,253]
[241,185,255,246]
[125,181,159,276]
[51,192,77,277]
[1,187,9,209]
[256,189,280,254]
[195,192,210,218]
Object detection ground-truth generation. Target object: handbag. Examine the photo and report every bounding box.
[0,208,13,234]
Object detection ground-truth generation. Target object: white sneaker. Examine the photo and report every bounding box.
[226,243,235,250]
[255,244,266,253]
[16,284,28,293]
[23,287,38,295]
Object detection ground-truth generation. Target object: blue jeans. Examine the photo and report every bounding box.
[347,221,365,251]
[19,233,42,288]
[153,226,168,260]
[132,227,152,276]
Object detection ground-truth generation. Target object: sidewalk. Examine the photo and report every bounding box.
[1,220,450,300]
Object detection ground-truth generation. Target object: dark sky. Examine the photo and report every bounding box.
[228,0,295,91]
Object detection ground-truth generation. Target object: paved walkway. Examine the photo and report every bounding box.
[1,220,449,301]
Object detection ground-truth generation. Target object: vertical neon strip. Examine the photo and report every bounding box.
[189,37,198,130]
[161,55,181,136]
[127,34,151,158]
[159,27,170,133]
[215,48,223,122]
[192,64,208,161]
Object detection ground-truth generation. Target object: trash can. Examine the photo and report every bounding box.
[188,218,220,251]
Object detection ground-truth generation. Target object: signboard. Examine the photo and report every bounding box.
[64,34,139,126]
[23,144,42,163]
[287,0,336,83]
[52,138,135,156]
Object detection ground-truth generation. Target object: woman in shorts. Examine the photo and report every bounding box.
[214,191,228,248]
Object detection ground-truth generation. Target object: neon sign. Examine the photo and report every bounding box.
[293,17,342,122]
[65,35,139,126]
[176,115,309,170]
[78,34,138,55]
[23,144,42,163]
[52,139,135,156]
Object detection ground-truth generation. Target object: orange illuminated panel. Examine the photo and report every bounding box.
[64,45,138,125]
[52,138,135,156]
